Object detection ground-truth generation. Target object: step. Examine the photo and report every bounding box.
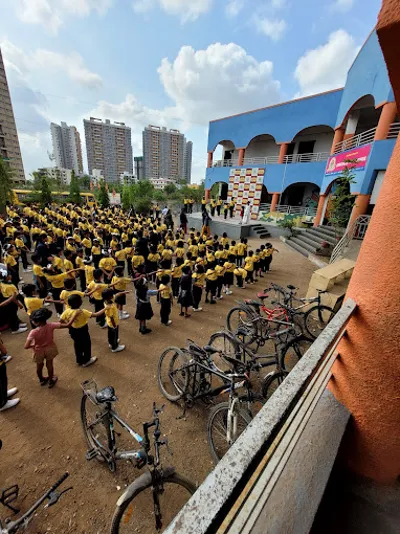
[316,226,344,239]
[320,225,345,236]
[258,233,271,239]
[290,236,318,254]
[295,232,324,249]
[284,239,310,257]
[306,229,338,246]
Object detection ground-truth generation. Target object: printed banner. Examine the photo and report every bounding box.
[325,144,372,177]
[226,167,265,220]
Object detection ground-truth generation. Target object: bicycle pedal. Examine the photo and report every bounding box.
[85,448,99,461]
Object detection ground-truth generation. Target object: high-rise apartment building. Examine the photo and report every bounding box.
[0,47,25,183]
[134,156,144,180]
[50,121,83,174]
[84,117,133,183]
[183,140,193,183]
[142,125,186,181]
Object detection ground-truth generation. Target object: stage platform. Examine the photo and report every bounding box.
[187,212,269,239]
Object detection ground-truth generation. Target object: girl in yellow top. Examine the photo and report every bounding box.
[91,239,102,269]
[158,274,173,326]
[131,250,145,276]
[175,241,185,259]
[192,264,205,311]
[234,266,247,289]
[99,252,117,284]
[102,288,128,353]
[146,246,160,283]
[215,260,226,300]
[236,238,247,267]
[171,258,183,298]
[3,245,19,287]
[110,266,131,319]
[161,247,173,269]
[44,266,79,317]
[85,269,108,328]
[205,266,218,304]
[223,255,236,295]
[265,243,279,272]
[244,251,255,284]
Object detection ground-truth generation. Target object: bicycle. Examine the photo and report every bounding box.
[0,472,72,533]
[80,381,196,533]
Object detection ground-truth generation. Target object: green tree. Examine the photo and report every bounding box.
[98,179,110,208]
[130,179,155,214]
[40,175,52,207]
[0,157,14,215]
[78,175,91,191]
[121,184,132,210]
[68,170,81,204]
[164,183,177,196]
[328,159,357,232]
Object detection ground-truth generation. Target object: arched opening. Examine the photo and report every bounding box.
[210,181,228,200]
[322,178,355,226]
[281,182,320,207]
[213,140,236,167]
[245,134,279,162]
[342,95,389,141]
[261,184,271,204]
[288,125,335,162]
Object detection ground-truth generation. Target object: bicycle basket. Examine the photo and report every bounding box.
[81,379,98,403]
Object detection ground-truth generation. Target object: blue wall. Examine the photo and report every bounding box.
[335,30,394,127]
[207,90,342,151]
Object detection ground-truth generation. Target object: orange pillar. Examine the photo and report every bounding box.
[204,189,210,201]
[207,151,213,168]
[374,101,397,140]
[330,127,345,154]
[278,143,289,164]
[347,194,370,228]
[270,193,279,212]
[238,148,245,166]
[313,194,326,227]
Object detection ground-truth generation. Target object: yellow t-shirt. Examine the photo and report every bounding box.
[220,237,229,246]
[85,265,95,284]
[0,283,18,298]
[188,244,198,257]
[115,250,126,262]
[159,284,172,300]
[236,243,246,256]
[99,257,116,272]
[111,276,130,291]
[4,255,17,267]
[76,256,84,269]
[64,259,75,278]
[45,273,68,289]
[105,302,119,328]
[92,246,101,255]
[53,257,64,271]
[15,238,25,249]
[60,308,92,329]
[24,297,45,315]
[224,262,236,273]
[205,269,218,281]
[60,290,85,309]
[33,264,44,277]
[244,257,254,272]
[192,273,205,287]
[215,250,224,260]
[229,245,238,256]
[87,281,108,300]
[81,238,92,249]
[156,269,172,281]
[131,255,145,268]
[175,247,185,258]
[215,265,225,277]
[234,267,247,278]
[172,265,182,278]
[147,253,160,263]
[162,249,173,261]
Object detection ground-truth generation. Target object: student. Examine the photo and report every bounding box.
[102,288,127,353]
[60,278,85,310]
[99,249,116,284]
[60,294,102,367]
[229,200,235,218]
[223,255,236,295]
[171,257,183,299]
[215,259,225,300]
[86,269,108,328]
[205,264,218,304]
[114,243,126,270]
[24,307,77,388]
[22,284,54,327]
[91,239,102,269]
[134,276,156,335]
[220,233,229,247]
[259,245,267,273]
[84,257,95,287]
[15,231,31,272]
[0,272,27,334]
[111,265,131,319]
[244,251,255,284]
[161,246,173,269]
[31,254,48,299]
[75,248,86,290]
[3,244,19,287]
[146,245,160,282]
[236,238,246,267]
[253,249,261,279]
[216,198,223,216]
[234,265,247,289]
[63,250,76,280]
[223,202,229,220]
[178,265,193,317]
[81,233,92,257]
[265,243,279,272]
[131,248,145,277]
[175,240,185,260]
[192,264,205,312]
[0,355,19,412]
[44,266,78,317]
[158,274,173,326]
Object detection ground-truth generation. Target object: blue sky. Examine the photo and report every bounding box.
[0,0,382,182]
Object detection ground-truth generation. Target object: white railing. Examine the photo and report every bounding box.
[285,152,330,163]
[166,299,357,534]
[260,203,317,217]
[330,214,371,263]
[243,156,280,165]
[213,159,239,167]
[213,151,331,168]
[333,122,400,154]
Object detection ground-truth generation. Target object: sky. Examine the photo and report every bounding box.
[0,0,382,183]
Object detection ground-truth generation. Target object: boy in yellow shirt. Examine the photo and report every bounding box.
[86,269,108,328]
[110,266,131,319]
[158,274,173,326]
[102,288,128,352]
[99,251,116,284]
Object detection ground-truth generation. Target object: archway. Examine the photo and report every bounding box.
[261,185,271,204]
[282,182,320,207]
[289,125,335,161]
[213,140,236,166]
[341,95,388,142]
[246,134,279,161]
[211,181,228,200]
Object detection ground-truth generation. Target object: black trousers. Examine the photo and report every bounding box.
[171,278,180,298]
[79,271,86,291]
[211,207,216,217]
[265,256,272,271]
[37,276,48,299]
[245,270,254,282]
[160,298,171,324]
[21,251,28,270]
[193,285,202,309]
[236,275,243,288]
[108,326,119,350]
[217,206,221,216]
[94,299,105,326]
[229,207,234,218]
[51,287,64,315]
[216,278,223,298]
[224,210,228,220]
[93,254,102,269]
[103,272,113,284]
[236,255,243,267]
[69,324,91,365]
[0,363,8,408]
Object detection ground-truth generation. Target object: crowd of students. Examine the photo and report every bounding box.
[0,201,278,411]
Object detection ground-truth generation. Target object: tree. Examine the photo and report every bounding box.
[78,174,91,191]
[40,175,52,207]
[121,184,132,210]
[328,159,357,232]
[164,183,177,196]
[0,157,14,215]
[98,179,110,208]
[69,170,81,204]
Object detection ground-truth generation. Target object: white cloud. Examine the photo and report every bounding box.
[132,0,212,22]
[331,0,355,12]
[270,0,287,8]
[294,30,360,96]
[254,17,287,41]
[225,0,244,18]
[14,0,113,34]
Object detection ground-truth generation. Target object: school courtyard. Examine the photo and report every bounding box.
[0,237,315,534]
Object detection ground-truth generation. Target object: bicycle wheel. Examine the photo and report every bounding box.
[208,331,244,372]
[207,401,252,464]
[110,471,195,534]
[280,337,312,372]
[157,347,190,402]
[304,305,334,340]
[226,306,259,345]
[261,371,288,399]
[81,394,116,470]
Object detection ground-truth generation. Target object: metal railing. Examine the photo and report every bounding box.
[333,122,400,154]
[213,151,331,168]
[259,203,317,217]
[285,152,330,163]
[166,299,357,534]
[330,214,371,263]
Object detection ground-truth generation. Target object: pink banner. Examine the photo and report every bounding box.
[325,144,372,176]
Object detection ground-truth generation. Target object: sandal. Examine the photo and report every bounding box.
[40,377,49,386]
[48,377,58,389]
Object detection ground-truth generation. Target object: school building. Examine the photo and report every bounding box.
[204,29,399,230]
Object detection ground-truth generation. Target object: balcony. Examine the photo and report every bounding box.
[261,203,318,217]
[333,122,400,153]
[213,152,331,168]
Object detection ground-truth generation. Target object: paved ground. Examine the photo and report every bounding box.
[0,237,317,534]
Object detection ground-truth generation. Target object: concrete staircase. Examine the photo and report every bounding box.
[249,224,271,239]
[285,226,344,258]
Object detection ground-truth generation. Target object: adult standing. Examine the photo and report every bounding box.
[216,198,223,217]
[210,199,216,217]
[164,209,174,231]
[35,234,50,266]
[201,207,211,237]
[229,200,235,218]
[180,208,188,234]
[189,199,194,213]
[135,230,149,259]
[242,202,251,225]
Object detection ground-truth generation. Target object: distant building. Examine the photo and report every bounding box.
[149,177,175,190]
[50,121,83,174]
[40,167,72,185]
[0,46,25,183]
[120,171,137,185]
[183,140,193,183]
[134,156,144,180]
[142,125,186,181]
[84,117,133,183]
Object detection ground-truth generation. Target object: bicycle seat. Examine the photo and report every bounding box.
[244,299,262,307]
[96,386,117,403]
[203,345,218,354]
[287,285,297,291]
[257,292,269,300]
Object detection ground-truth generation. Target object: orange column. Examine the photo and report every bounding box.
[313,194,326,227]
[207,151,213,168]
[278,143,289,164]
[204,189,210,201]
[347,194,370,228]
[238,148,245,166]
[330,127,345,154]
[270,193,279,212]
[374,101,397,140]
